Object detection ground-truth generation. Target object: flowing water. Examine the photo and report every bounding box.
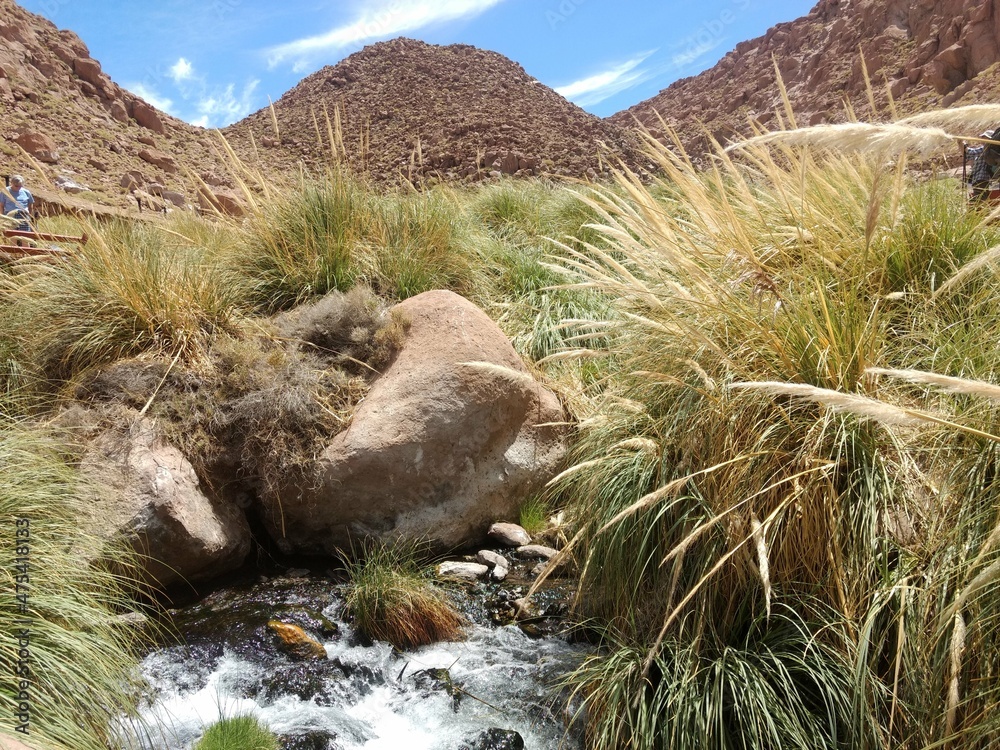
[120,572,588,750]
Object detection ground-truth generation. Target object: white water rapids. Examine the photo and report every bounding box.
[120,587,587,750]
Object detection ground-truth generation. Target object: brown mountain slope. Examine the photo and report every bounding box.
[225,38,642,185]
[613,0,1000,153]
[0,0,247,213]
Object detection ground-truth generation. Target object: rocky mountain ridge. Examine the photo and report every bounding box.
[224,37,642,184]
[0,0,243,214]
[614,0,1000,153]
[3,0,1000,214]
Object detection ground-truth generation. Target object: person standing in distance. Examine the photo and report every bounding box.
[1,175,34,231]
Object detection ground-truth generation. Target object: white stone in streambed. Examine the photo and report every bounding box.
[515,544,558,560]
[477,549,510,581]
[489,522,531,547]
[437,561,490,580]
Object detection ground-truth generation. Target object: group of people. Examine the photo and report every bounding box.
[0,174,34,231]
[967,129,1000,204]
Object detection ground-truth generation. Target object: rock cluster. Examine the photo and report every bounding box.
[68,291,568,588]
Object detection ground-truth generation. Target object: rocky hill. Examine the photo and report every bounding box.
[0,0,245,215]
[614,0,1000,153]
[224,38,641,184]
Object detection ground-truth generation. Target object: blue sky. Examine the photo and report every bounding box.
[20,0,816,128]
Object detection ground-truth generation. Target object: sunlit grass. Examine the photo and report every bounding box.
[343,541,465,650]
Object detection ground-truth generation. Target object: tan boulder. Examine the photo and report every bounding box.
[109,98,129,122]
[79,417,251,588]
[72,56,103,88]
[138,147,176,173]
[131,99,165,134]
[264,290,569,554]
[14,131,58,163]
[197,187,244,216]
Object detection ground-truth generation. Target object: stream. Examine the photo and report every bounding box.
[118,570,589,750]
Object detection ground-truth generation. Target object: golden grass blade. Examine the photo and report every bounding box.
[946,612,967,737]
[867,367,1000,401]
[932,243,1000,299]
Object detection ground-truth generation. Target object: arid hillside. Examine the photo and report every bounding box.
[614,0,1000,152]
[225,37,642,185]
[0,0,245,215]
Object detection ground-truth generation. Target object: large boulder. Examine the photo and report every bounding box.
[79,417,251,588]
[14,131,58,163]
[265,290,568,553]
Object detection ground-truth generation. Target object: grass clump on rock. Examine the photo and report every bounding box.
[343,541,465,649]
[194,715,279,750]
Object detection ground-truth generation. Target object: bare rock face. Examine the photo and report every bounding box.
[79,418,251,588]
[264,290,568,554]
[131,99,165,134]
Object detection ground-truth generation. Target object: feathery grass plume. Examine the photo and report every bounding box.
[0,424,148,749]
[897,104,1000,136]
[867,367,1000,401]
[932,242,1000,299]
[729,381,926,426]
[945,612,967,737]
[727,122,958,157]
[343,540,465,649]
[751,515,772,619]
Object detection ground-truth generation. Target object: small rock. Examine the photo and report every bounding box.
[476,549,509,569]
[120,170,143,191]
[138,148,176,173]
[161,190,186,208]
[459,728,525,750]
[437,561,489,580]
[267,620,326,660]
[477,550,510,581]
[488,523,531,547]
[515,544,558,560]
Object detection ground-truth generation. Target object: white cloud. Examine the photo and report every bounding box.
[267,0,507,67]
[556,51,657,108]
[670,38,724,69]
[170,57,194,83]
[128,82,174,113]
[195,79,261,127]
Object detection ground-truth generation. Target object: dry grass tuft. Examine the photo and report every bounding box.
[343,541,466,650]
